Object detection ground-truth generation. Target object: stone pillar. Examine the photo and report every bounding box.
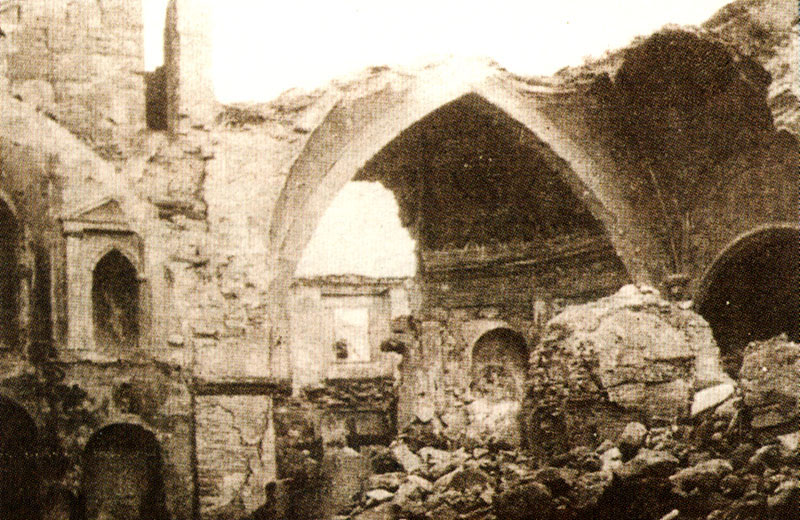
[164,0,216,133]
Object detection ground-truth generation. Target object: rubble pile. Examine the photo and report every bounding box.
[325,335,800,520]
[335,410,798,519]
[522,284,731,458]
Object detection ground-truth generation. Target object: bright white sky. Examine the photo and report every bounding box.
[143,0,732,102]
[294,182,417,278]
[141,0,734,277]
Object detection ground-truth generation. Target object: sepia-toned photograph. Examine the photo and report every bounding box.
[0,0,797,519]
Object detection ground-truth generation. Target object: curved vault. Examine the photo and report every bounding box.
[267,86,640,347]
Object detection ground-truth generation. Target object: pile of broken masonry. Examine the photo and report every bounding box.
[341,354,799,520]
[334,286,800,520]
[252,286,799,520]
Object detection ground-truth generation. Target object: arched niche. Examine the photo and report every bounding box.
[63,197,146,358]
[91,249,140,351]
[80,423,168,520]
[695,224,799,375]
[470,328,529,401]
[0,396,39,520]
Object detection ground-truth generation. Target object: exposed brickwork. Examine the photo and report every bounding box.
[195,395,275,519]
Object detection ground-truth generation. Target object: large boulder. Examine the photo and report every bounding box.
[523,285,731,457]
[738,334,800,437]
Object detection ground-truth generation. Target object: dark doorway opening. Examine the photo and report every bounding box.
[81,424,169,520]
[696,227,799,375]
[0,396,39,520]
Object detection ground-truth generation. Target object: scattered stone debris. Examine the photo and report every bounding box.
[241,330,799,520]
[522,284,732,459]
[738,334,800,439]
[317,399,799,520]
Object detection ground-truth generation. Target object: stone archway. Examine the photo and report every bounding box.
[266,67,656,377]
[92,250,140,351]
[81,423,168,520]
[695,224,799,375]
[0,396,39,520]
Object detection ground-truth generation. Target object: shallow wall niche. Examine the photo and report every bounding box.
[92,250,140,350]
[81,424,168,520]
[0,396,39,520]
[471,328,528,401]
[0,200,18,350]
[695,225,799,375]
[63,197,145,358]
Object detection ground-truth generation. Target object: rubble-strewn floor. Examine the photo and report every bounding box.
[239,334,799,520]
[339,395,798,520]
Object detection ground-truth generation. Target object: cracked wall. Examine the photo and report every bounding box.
[4,0,146,160]
[195,395,275,519]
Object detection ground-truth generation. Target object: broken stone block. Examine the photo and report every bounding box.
[365,488,394,506]
[392,476,432,510]
[524,284,731,457]
[767,480,800,518]
[618,422,648,460]
[465,398,521,449]
[669,459,733,493]
[433,467,490,493]
[365,472,403,492]
[405,474,433,493]
[571,470,614,514]
[419,447,468,479]
[599,447,623,472]
[532,466,576,497]
[550,446,602,472]
[614,449,679,482]
[494,481,554,520]
[351,502,396,520]
[777,431,799,454]
[691,383,736,418]
[738,335,800,434]
[390,441,422,473]
[361,445,403,474]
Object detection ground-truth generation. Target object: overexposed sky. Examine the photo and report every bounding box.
[142,0,735,277]
[143,0,733,103]
[294,182,417,278]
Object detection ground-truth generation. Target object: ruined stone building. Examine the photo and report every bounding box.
[0,0,796,519]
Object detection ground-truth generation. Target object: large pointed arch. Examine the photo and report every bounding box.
[266,61,665,372]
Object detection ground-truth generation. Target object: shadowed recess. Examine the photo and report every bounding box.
[696,226,799,375]
[0,396,39,520]
[471,328,529,401]
[0,200,18,350]
[92,250,140,351]
[81,424,169,520]
[356,93,607,251]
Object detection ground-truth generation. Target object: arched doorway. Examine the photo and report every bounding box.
[471,328,529,400]
[695,225,799,375]
[81,424,168,520]
[0,200,19,350]
[92,250,140,350]
[0,396,39,520]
